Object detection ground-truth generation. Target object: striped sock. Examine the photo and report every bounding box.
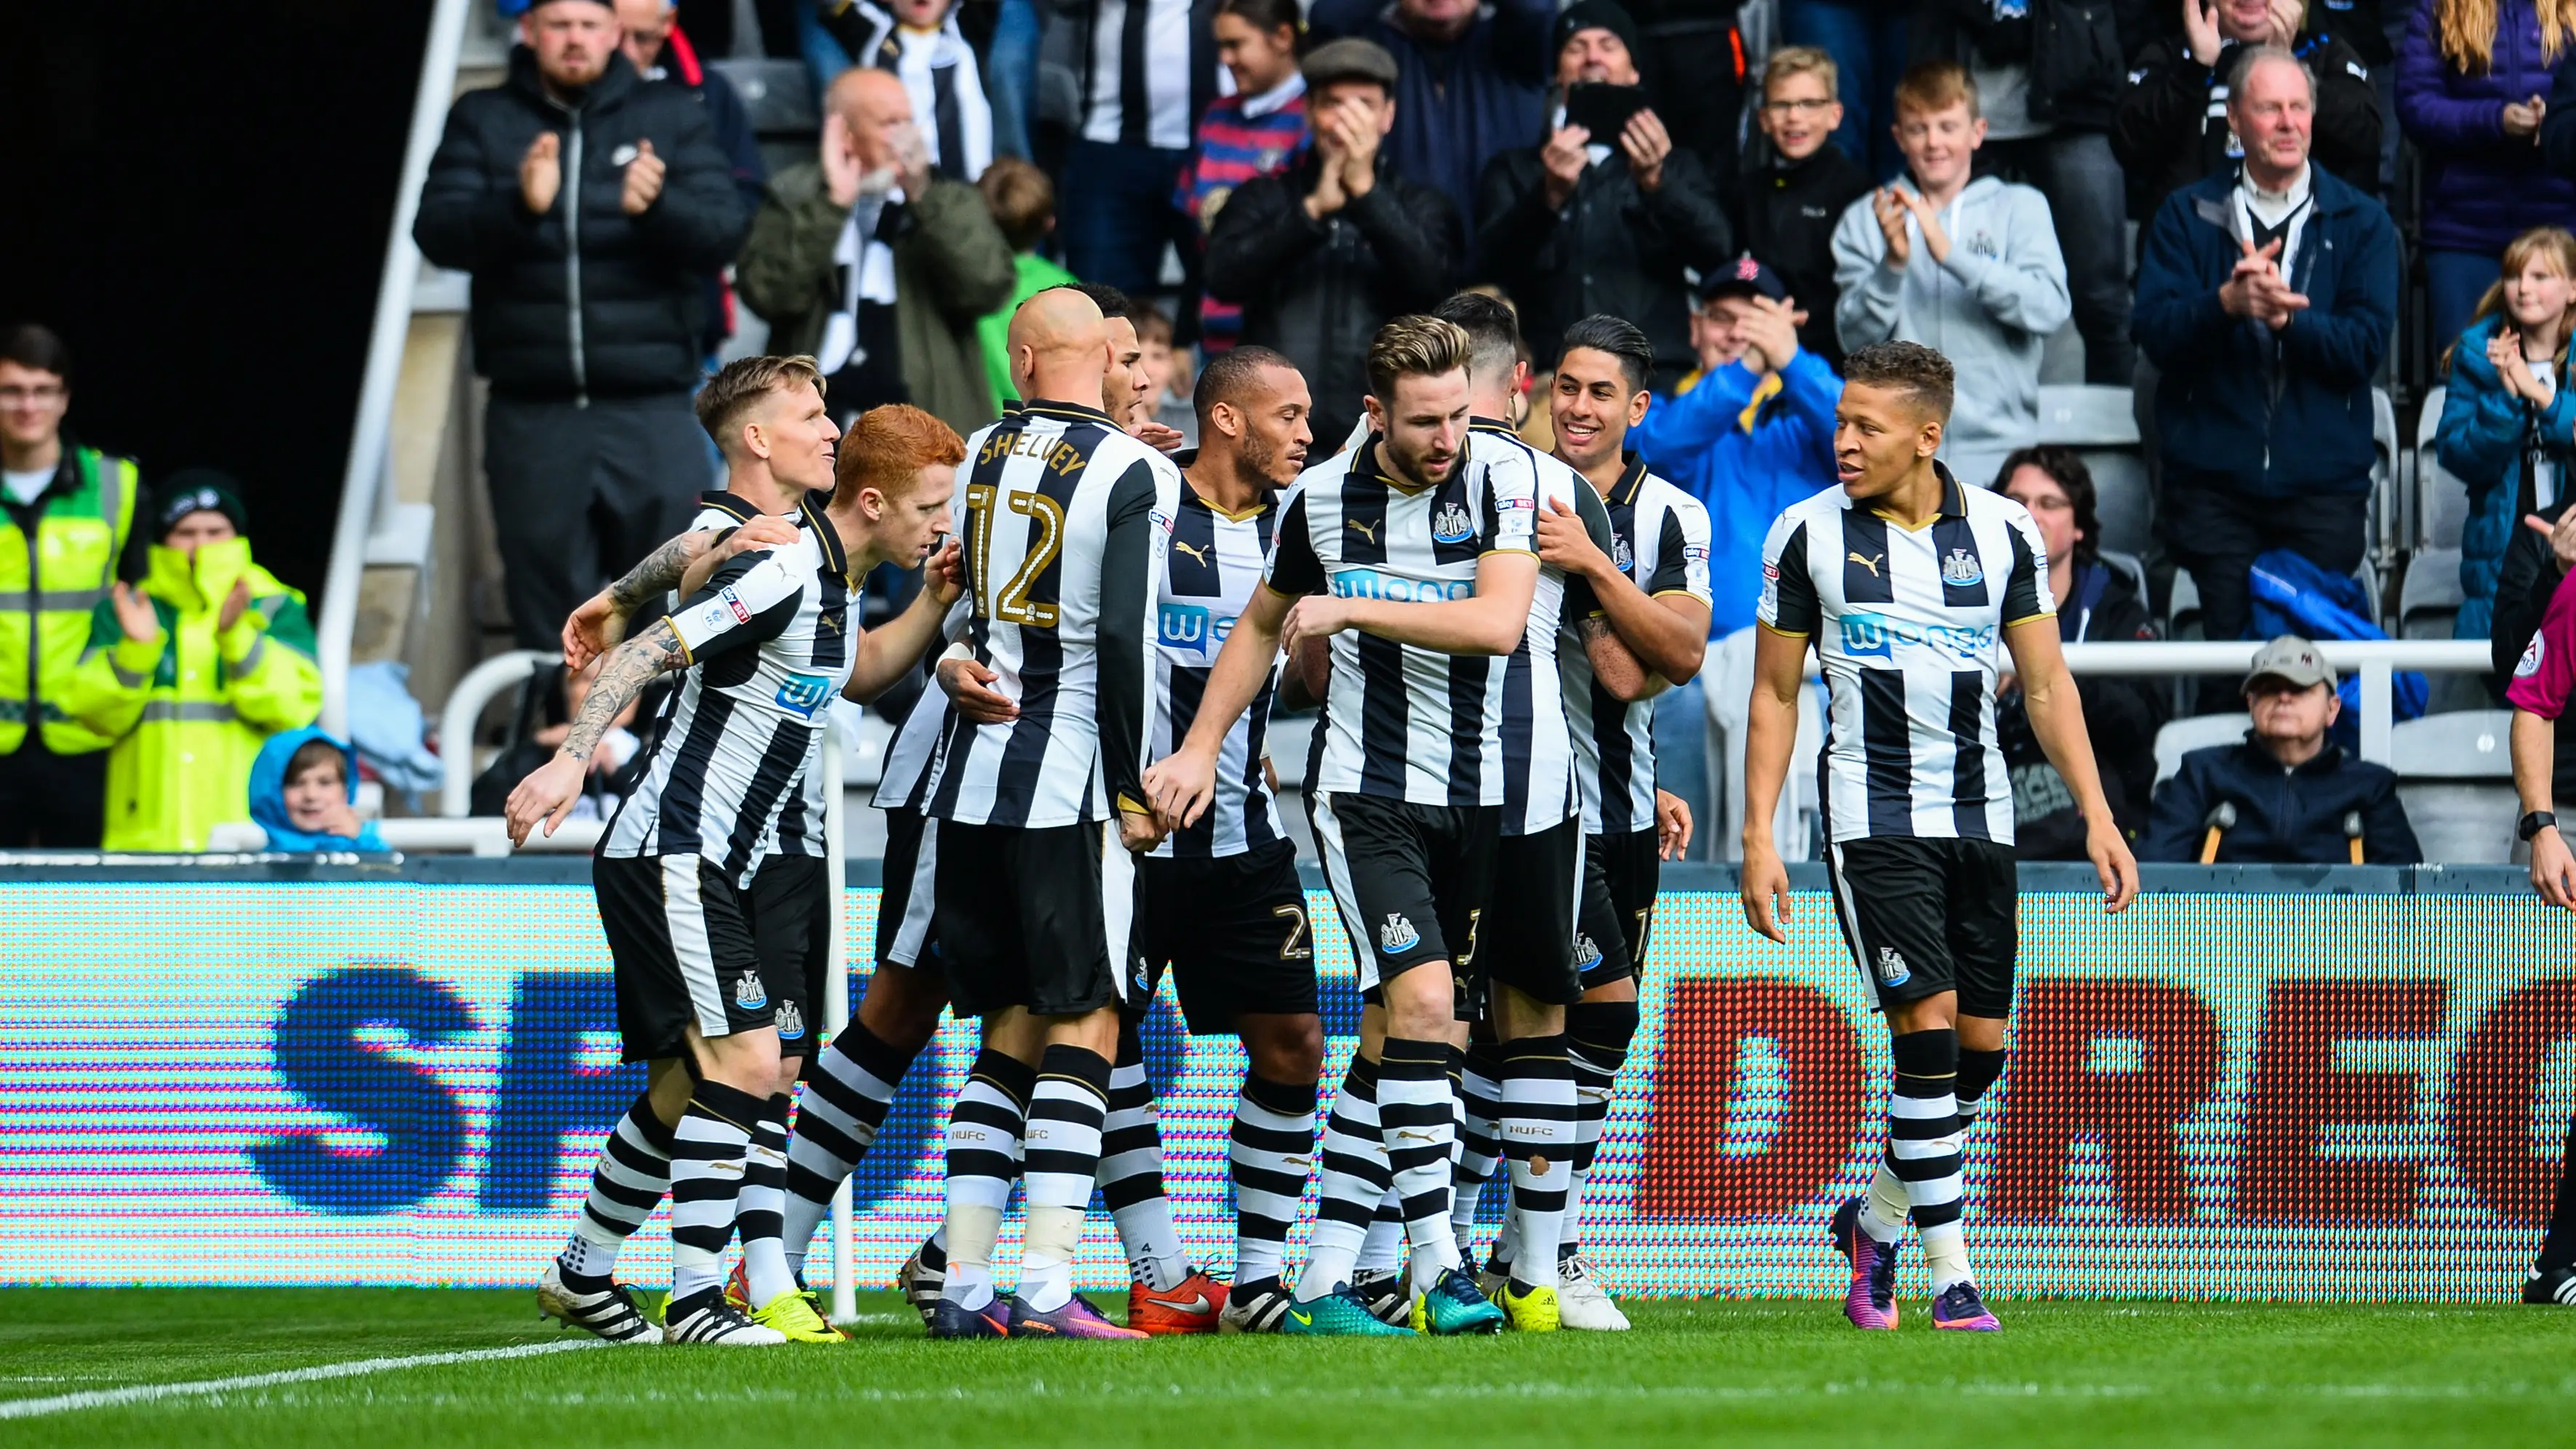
[1500,1034,1577,1294]
[1100,1018,1189,1292]
[783,1023,918,1277]
[1228,1071,1315,1286]
[1356,1189,1405,1274]
[737,1094,796,1305]
[1562,1001,1637,1256]
[1020,1043,1113,1314]
[938,1048,1036,1312]
[667,1080,764,1312]
[1378,1037,1461,1294]
[557,1091,676,1283]
[1452,1042,1504,1245]
[1295,1056,1388,1301]
[1890,1029,1970,1291]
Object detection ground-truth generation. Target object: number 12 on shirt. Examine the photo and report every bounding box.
[961,479,1065,628]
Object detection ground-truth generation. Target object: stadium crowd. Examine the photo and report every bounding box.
[14,0,2576,869]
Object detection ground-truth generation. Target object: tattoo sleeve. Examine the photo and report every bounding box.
[606,530,721,614]
[564,618,688,759]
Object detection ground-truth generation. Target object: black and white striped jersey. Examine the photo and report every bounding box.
[923,399,1182,828]
[1074,0,1213,150]
[1152,482,1285,858]
[1558,457,1713,837]
[601,513,855,876]
[1757,463,2052,845]
[1264,431,1538,807]
[1463,418,1616,838]
[688,490,830,858]
[871,682,949,813]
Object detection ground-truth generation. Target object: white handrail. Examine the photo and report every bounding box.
[317,0,476,739]
[439,650,553,815]
[823,730,856,1325]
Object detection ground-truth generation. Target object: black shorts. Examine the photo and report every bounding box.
[932,817,1136,1018]
[595,852,777,1063]
[745,852,831,1059]
[1136,839,1317,1030]
[1475,815,1588,1008]
[873,807,940,971]
[1823,835,2019,1018]
[1309,791,1499,997]
[1577,827,1661,990]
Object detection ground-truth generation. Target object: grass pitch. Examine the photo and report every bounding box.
[3,1288,2570,1446]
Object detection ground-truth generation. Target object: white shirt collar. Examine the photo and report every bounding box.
[2241,161,2311,210]
[1241,72,1305,120]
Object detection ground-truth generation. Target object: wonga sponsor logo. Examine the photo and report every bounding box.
[1838,612,1995,661]
[775,671,833,719]
[1159,603,1236,657]
[1330,569,1474,604]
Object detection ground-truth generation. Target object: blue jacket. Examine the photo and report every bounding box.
[2140,736,2422,864]
[2394,0,2576,255]
[2132,163,2398,498]
[1307,0,1551,228]
[2436,312,2576,640]
[1629,348,1841,637]
[249,727,389,853]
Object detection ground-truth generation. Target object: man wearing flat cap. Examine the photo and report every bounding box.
[1473,0,1733,394]
[2140,636,2422,865]
[1204,39,1460,443]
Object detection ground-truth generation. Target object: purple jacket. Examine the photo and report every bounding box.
[2396,0,2576,253]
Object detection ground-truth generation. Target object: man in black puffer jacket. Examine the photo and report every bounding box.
[1204,39,1458,445]
[415,0,748,649]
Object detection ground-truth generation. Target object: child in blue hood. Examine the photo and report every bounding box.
[249,727,388,852]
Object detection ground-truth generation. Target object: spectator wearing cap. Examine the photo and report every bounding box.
[413,0,750,652]
[60,476,322,853]
[738,66,1016,436]
[1740,46,1873,371]
[1472,0,1734,393]
[2140,636,2422,864]
[0,323,146,848]
[2132,45,2396,651]
[1831,62,2069,495]
[1308,0,1553,225]
[1204,38,1460,442]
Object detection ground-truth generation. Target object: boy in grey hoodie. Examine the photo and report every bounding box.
[1831,60,2070,492]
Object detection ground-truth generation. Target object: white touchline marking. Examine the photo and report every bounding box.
[0,1339,602,1421]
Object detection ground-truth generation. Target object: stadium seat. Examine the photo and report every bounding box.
[2036,385,2152,555]
[2154,712,2251,786]
[2036,384,2142,447]
[2391,711,2515,863]
[2097,550,2151,618]
[2399,547,2465,640]
[2167,567,2202,642]
[2371,386,2399,570]
[707,57,822,176]
[2412,385,2477,553]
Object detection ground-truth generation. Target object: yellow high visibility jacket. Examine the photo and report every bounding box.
[0,446,139,755]
[60,539,322,850]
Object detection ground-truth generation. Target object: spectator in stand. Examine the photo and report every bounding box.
[1629,258,1839,843]
[2439,227,2576,642]
[1913,0,2135,383]
[1204,39,1459,443]
[615,0,767,362]
[1132,303,1200,444]
[2116,0,2383,220]
[1308,0,1553,226]
[1056,0,1220,309]
[0,324,144,848]
[61,478,322,853]
[1179,0,1311,354]
[738,68,1015,436]
[2141,636,2423,863]
[1832,62,2070,494]
[1777,0,1913,180]
[2398,0,2576,348]
[413,0,750,651]
[1474,1,1735,393]
[467,658,649,819]
[250,729,388,854]
[815,0,995,182]
[2133,46,2397,656]
[1993,447,2167,852]
[1741,47,1873,371]
[975,156,1077,407]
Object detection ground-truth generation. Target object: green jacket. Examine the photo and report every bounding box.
[1,444,140,756]
[736,164,1015,439]
[980,251,1079,408]
[60,540,322,850]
